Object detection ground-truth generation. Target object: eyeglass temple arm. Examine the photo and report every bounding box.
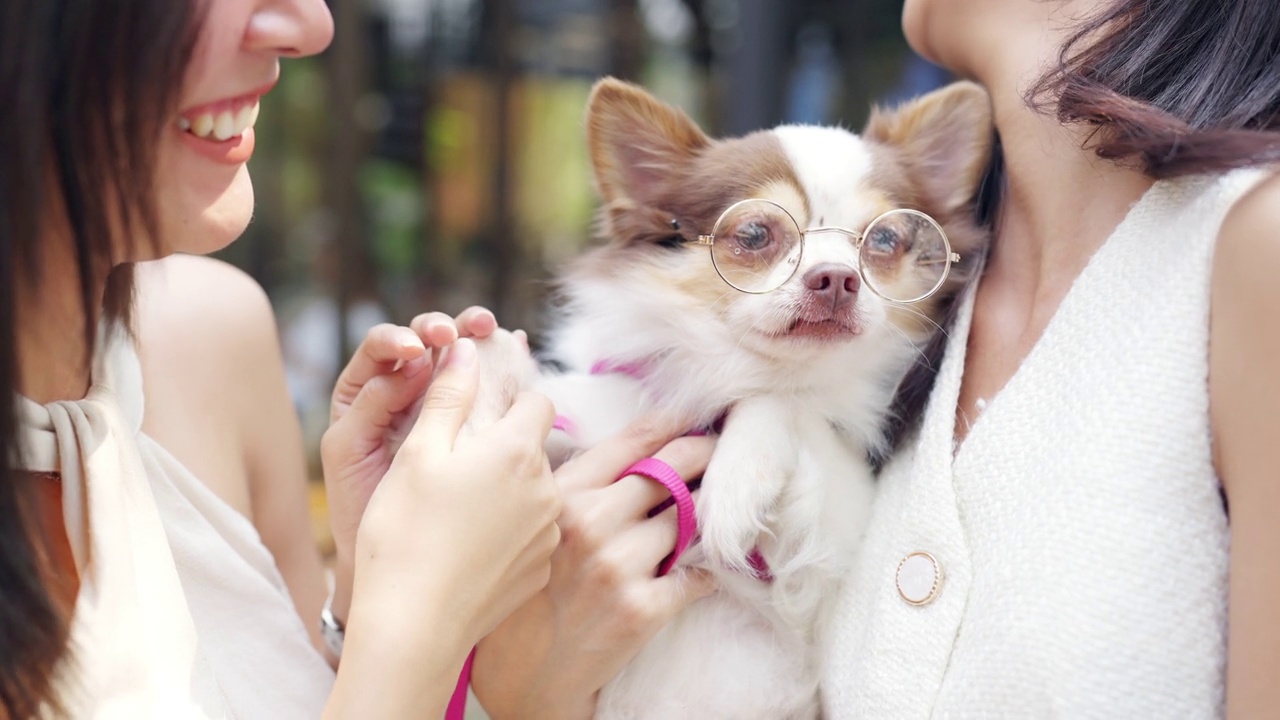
[918,253,962,265]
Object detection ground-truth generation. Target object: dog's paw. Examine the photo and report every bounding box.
[696,462,774,574]
[695,398,799,573]
[462,329,540,433]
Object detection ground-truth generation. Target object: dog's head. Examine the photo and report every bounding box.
[552,79,992,403]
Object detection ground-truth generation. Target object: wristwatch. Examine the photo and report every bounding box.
[320,593,345,658]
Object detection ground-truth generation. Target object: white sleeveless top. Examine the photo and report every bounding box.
[16,328,333,718]
[822,169,1267,718]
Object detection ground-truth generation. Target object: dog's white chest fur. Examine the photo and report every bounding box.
[591,391,878,720]
[471,326,890,719]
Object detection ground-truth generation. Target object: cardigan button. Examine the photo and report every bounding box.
[896,551,943,606]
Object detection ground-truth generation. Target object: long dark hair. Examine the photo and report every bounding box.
[1032,0,1280,178]
[884,0,1280,456]
[1,1,197,715]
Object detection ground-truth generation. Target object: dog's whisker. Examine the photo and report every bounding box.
[888,303,949,338]
[884,322,935,371]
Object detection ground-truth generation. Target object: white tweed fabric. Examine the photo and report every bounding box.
[821,169,1267,719]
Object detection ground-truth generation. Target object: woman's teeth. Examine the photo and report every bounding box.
[178,102,260,141]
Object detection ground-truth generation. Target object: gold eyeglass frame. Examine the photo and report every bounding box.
[688,198,961,304]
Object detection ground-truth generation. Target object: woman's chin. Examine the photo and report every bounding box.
[158,167,255,257]
[900,0,960,72]
[901,0,932,61]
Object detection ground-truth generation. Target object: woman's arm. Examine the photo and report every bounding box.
[320,314,563,718]
[1210,171,1280,719]
[135,256,328,652]
[235,279,329,653]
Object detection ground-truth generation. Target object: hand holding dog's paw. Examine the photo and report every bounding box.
[461,328,541,433]
[325,306,515,569]
[335,336,561,654]
[471,423,719,720]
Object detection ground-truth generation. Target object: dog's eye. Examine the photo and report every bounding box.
[866,226,903,255]
[734,222,773,251]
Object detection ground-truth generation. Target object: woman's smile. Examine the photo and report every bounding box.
[175,79,275,165]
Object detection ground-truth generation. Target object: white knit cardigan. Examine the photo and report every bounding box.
[822,169,1266,719]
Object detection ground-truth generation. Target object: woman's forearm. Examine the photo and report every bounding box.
[324,590,470,719]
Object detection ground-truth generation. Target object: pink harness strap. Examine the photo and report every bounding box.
[551,415,577,435]
[590,358,651,379]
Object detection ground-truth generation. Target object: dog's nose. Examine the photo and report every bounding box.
[803,263,861,305]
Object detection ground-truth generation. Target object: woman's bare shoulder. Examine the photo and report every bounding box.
[134,254,277,360]
[133,254,285,516]
[1218,170,1280,254]
[1210,168,1280,491]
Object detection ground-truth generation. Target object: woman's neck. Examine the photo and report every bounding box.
[981,67,1154,300]
[16,237,106,405]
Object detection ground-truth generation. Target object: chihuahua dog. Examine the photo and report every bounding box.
[466,79,992,718]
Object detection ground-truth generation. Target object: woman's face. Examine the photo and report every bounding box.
[153,0,333,257]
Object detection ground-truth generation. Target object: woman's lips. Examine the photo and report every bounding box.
[175,80,274,163]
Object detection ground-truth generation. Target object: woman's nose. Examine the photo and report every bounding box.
[246,0,334,58]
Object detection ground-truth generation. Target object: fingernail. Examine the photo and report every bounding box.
[400,330,425,351]
[448,338,477,369]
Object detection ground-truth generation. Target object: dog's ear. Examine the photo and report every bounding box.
[587,78,710,204]
[864,81,993,219]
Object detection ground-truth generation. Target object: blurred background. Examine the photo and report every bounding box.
[217,0,950,552]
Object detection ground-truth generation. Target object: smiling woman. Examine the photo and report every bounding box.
[2,0,565,718]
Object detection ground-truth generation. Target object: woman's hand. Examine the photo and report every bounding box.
[323,322,561,718]
[321,307,499,624]
[471,421,719,720]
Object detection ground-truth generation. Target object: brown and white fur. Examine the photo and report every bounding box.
[467,79,993,719]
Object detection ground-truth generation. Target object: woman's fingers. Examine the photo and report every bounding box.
[614,502,684,571]
[557,415,692,492]
[404,338,481,455]
[408,306,498,350]
[495,391,557,443]
[331,324,426,420]
[320,356,430,464]
[409,312,461,349]
[604,436,715,521]
[649,567,718,622]
[349,356,431,428]
[455,306,498,338]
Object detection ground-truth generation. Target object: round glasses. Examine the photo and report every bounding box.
[693,199,960,303]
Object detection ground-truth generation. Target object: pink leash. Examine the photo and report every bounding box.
[622,457,699,577]
[446,650,475,720]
